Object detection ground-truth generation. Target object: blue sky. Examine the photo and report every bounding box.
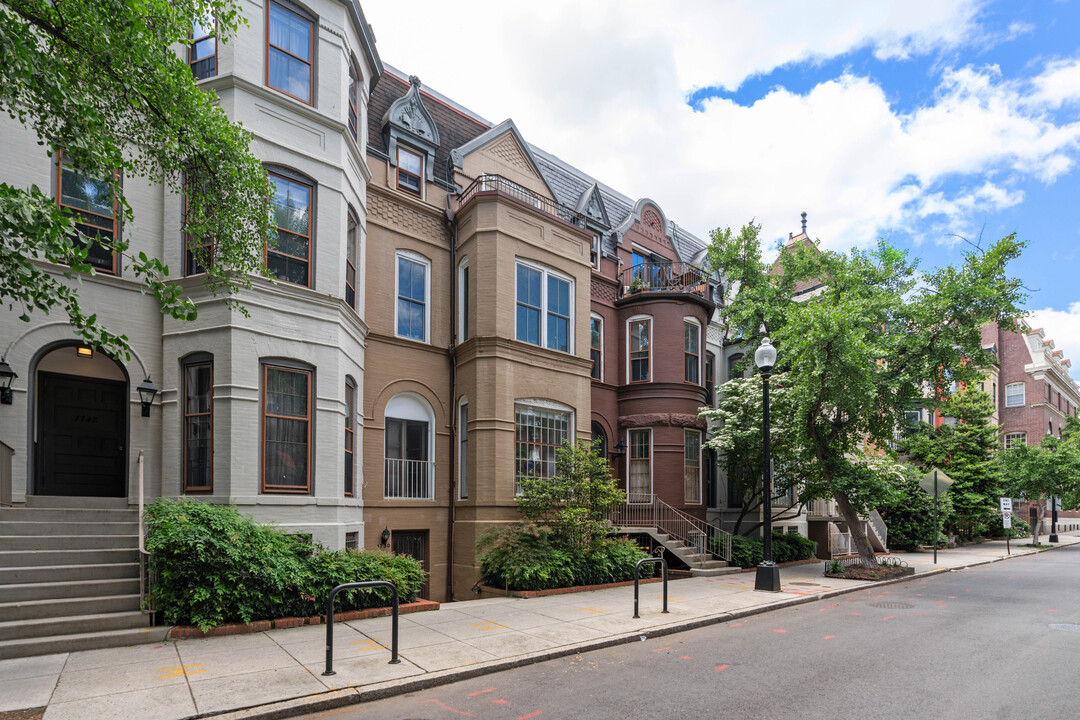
[365,0,1080,374]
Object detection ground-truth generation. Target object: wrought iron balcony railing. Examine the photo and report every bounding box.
[457,174,587,228]
[384,458,434,500]
[619,262,709,299]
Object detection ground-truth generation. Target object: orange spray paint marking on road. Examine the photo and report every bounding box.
[422,700,474,716]
[468,689,495,696]
[773,629,787,633]
[518,711,543,719]
[716,664,730,672]
[679,656,691,660]
[881,616,895,621]
[651,647,671,652]
[493,699,511,705]
[823,636,836,640]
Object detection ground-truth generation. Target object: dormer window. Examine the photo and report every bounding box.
[397,146,423,196]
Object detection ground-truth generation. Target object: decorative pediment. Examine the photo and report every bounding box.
[575,183,610,229]
[449,119,561,201]
[613,198,681,259]
[382,75,440,182]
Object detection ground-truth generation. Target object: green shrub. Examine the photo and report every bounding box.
[771,532,816,563]
[476,524,651,591]
[144,499,423,630]
[728,535,764,568]
[722,532,815,568]
[985,515,1031,539]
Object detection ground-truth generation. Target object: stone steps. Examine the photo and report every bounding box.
[0,499,153,658]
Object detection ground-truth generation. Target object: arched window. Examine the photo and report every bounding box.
[591,421,607,459]
[384,393,435,499]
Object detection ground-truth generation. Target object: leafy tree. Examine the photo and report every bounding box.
[707,221,1026,565]
[1,0,271,358]
[1000,416,1080,543]
[700,372,808,535]
[901,387,1001,538]
[876,467,950,550]
[516,440,626,552]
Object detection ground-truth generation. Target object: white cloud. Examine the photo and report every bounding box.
[1028,303,1080,381]
[1029,58,1080,108]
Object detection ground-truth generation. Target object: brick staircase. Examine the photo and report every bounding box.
[0,496,167,659]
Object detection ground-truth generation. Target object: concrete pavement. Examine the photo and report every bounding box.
[2,534,1076,720]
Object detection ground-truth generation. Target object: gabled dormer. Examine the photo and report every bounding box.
[382,75,440,193]
[576,183,610,231]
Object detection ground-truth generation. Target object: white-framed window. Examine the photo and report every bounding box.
[1004,432,1026,449]
[590,314,603,381]
[397,146,423,197]
[627,316,651,383]
[628,428,652,501]
[1005,382,1025,407]
[458,398,468,500]
[590,234,600,270]
[458,257,469,342]
[515,401,572,493]
[684,318,700,384]
[515,261,573,353]
[395,251,430,342]
[384,393,435,500]
[684,429,701,504]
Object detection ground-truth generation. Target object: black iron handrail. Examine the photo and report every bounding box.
[619,262,709,299]
[323,581,400,675]
[458,174,587,228]
[632,557,669,619]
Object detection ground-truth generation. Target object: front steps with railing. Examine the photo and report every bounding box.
[0,496,165,659]
[609,494,740,577]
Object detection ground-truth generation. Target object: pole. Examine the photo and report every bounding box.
[754,370,781,592]
[933,470,939,565]
[1006,525,1010,556]
[1050,497,1059,543]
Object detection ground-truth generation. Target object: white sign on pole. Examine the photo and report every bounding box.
[1002,510,1012,529]
[1000,497,1012,513]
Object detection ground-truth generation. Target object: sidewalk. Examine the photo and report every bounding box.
[2,533,1076,720]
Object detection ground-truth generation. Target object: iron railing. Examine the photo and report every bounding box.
[807,498,840,518]
[828,523,853,556]
[618,262,709,300]
[384,459,434,500]
[868,509,889,549]
[457,174,587,228]
[608,493,733,562]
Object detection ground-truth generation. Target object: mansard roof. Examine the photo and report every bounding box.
[365,65,712,263]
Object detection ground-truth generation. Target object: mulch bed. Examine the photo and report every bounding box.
[824,565,915,581]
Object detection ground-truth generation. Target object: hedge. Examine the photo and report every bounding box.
[144,498,424,631]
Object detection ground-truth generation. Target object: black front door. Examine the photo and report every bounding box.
[391,530,429,599]
[36,371,127,497]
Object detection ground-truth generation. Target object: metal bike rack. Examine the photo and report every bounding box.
[323,580,400,675]
[633,557,669,619]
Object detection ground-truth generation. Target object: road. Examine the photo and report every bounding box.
[300,545,1080,720]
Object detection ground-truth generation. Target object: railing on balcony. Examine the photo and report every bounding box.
[384,459,434,500]
[457,174,587,228]
[608,493,733,562]
[807,498,841,518]
[618,262,709,300]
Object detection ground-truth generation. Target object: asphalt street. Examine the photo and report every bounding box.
[299,544,1080,720]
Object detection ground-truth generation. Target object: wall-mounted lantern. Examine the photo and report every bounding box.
[0,359,16,405]
[380,527,391,548]
[609,440,627,460]
[137,376,157,417]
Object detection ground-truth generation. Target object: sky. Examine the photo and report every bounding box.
[363,0,1080,378]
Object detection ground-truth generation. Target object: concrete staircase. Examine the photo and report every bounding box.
[620,527,740,577]
[0,496,167,659]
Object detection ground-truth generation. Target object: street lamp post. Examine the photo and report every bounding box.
[754,337,781,592]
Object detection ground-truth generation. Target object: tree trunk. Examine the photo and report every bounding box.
[833,491,877,567]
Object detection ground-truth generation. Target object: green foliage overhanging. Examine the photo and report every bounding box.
[706,220,1026,565]
[0,0,271,358]
[144,499,424,631]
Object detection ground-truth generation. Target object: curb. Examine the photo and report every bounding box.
[202,541,1074,720]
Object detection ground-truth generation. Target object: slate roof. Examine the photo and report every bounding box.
[366,66,711,262]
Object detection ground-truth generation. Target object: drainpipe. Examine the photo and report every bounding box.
[445,198,458,602]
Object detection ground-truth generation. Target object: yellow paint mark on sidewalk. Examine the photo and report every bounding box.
[471,621,508,630]
[157,664,203,679]
[351,639,386,649]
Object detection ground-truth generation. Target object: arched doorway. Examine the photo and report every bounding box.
[34,344,128,497]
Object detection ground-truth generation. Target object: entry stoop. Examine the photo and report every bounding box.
[0,497,168,659]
